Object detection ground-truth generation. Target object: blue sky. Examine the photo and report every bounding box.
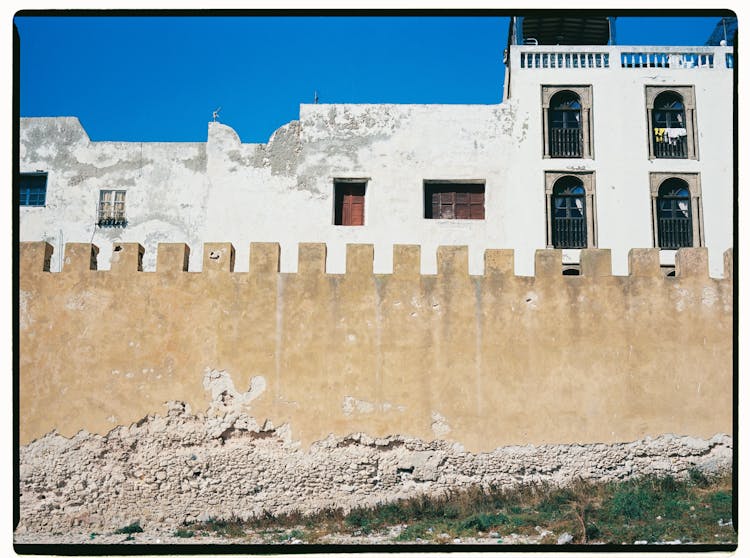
[15,14,728,144]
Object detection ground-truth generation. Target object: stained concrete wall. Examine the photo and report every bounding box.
[19,44,733,278]
[19,241,732,451]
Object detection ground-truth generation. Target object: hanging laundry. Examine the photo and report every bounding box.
[665,128,687,145]
[653,127,666,143]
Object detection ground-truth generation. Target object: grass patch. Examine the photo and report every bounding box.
[190,517,247,538]
[114,522,143,535]
[179,472,734,545]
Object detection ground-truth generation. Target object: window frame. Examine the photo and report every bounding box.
[645,85,698,160]
[544,171,597,249]
[551,179,587,249]
[18,172,48,207]
[333,178,368,226]
[649,173,703,249]
[97,189,128,227]
[541,85,593,159]
[423,180,486,220]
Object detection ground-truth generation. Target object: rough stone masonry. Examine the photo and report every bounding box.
[18,395,731,535]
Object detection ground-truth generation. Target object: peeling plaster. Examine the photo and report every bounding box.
[701,286,718,307]
[342,396,375,416]
[19,290,32,330]
[64,291,96,311]
[20,70,732,277]
[341,397,405,417]
[202,368,267,409]
[431,411,451,437]
[19,404,731,535]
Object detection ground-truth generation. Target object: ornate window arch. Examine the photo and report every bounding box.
[545,171,597,248]
[649,173,703,248]
[542,85,593,159]
[645,86,698,160]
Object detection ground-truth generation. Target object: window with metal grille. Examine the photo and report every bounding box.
[19,172,47,206]
[652,92,687,159]
[334,181,366,226]
[424,183,485,220]
[656,179,692,249]
[551,177,587,248]
[98,190,127,227]
[548,91,583,158]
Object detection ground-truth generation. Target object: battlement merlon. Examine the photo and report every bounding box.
[20,241,733,281]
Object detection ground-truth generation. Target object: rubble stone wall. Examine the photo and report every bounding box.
[17,401,732,534]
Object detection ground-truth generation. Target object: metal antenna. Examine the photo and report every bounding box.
[213,107,222,122]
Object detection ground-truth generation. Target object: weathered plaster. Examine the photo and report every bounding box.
[20,47,732,276]
[19,242,732,452]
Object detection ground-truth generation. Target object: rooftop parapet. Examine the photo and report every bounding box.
[510,45,733,71]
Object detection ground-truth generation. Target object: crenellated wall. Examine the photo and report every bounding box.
[19,241,732,452]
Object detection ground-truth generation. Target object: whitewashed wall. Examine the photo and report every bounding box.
[504,45,734,276]
[19,45,733,276]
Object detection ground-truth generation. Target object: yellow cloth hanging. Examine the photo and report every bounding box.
[654,127,666,143]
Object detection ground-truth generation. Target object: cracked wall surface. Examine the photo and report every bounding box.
[19,241,732,452]
[17,399,732,534]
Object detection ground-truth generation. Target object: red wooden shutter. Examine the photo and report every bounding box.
[336,183,365,226]
[439,191,454,219]
[349,195,364,225]
[470,190,485,219]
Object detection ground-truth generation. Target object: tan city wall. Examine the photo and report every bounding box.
[19,241,733,452]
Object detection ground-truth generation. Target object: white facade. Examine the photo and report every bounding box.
[19,43,734,277]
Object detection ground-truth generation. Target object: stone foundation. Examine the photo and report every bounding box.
[17,401,732,535]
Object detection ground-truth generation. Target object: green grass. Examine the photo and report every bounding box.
[191,517,247,538]
[114,522,143,535]
[182,472,735,545]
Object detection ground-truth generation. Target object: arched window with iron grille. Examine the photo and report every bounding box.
[652,92,687,159]
[548,91,582,158]
[552,176,587,248]
[657,178,692,248]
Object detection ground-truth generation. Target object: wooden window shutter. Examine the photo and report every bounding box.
[425,183,485,220]
[335,182,366,226]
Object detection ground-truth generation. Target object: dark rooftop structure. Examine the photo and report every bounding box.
[509,16,616,46]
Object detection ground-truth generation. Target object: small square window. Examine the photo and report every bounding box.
[424,182,485,220]
[98,190,127,227]
[661,265,676,277]
[18,172,47,206]
[334,180,366,226]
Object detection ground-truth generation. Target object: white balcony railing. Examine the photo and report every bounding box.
[620,51,714,69]
[521,51,609,69]
[514,45,733,71]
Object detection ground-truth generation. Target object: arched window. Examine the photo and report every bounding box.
[548,91,583,158]
[551,176,587,248]
[652,92,687,158]
[656,178,692,248]
[646,86,697,160]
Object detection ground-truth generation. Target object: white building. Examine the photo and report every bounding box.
[18,16,734,277]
